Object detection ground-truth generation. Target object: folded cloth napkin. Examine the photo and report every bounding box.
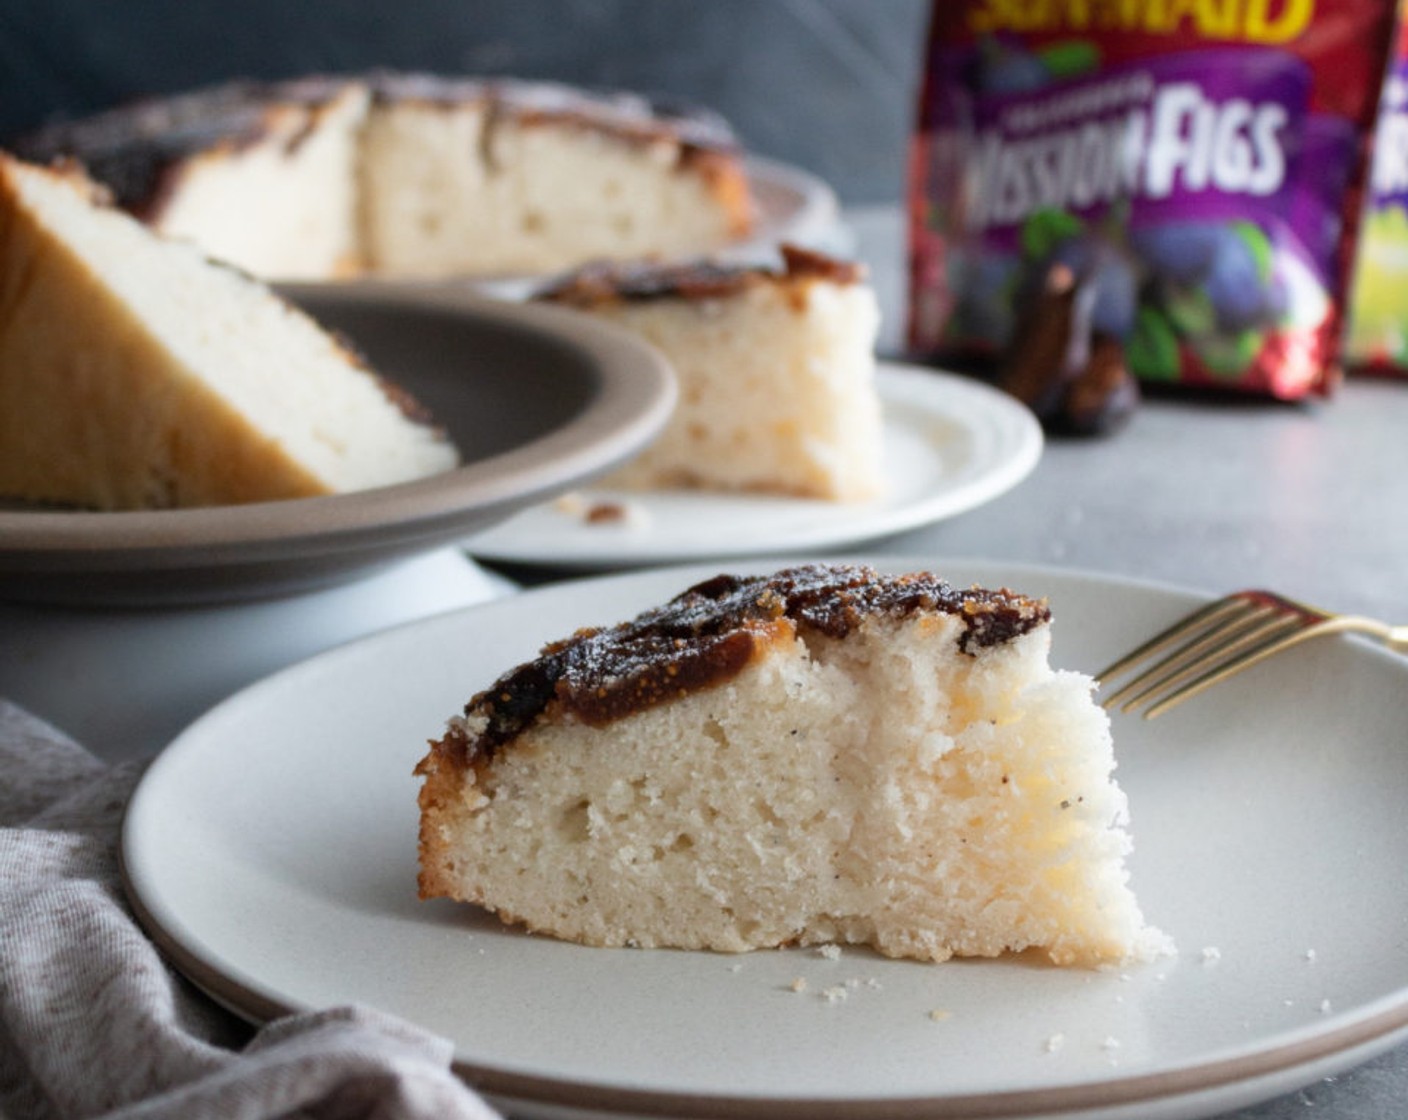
[0,699,500,1120]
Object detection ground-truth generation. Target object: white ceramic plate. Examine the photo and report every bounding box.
[0,286,673,606]
[121,560,1408,1120]
[466,364,1043,569]
[740,155,847,257]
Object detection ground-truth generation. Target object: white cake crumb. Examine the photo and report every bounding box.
[1319,999,1333,1014]
[1101,1036,1121,1052]
[552,491,588,516]
[1044,1033,1065,1053]
[1200,946,1222,964]
[817,944,842,961]
[820,985,848,1004]
[844,978,861,990]
[728,963,743,973]
[1304,949,1318,963]
[928,1008,952,1022]
[865,978,883,990]
[789,976,807,993]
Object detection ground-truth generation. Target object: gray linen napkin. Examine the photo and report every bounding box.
[0,699,500,1120]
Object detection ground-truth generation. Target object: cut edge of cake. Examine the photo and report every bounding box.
[360,74,756,279]
[0,152,459,510]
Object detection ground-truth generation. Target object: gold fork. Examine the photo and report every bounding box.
[1097,590,1408,719]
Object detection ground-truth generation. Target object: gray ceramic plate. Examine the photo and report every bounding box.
[0,285,674,606]
[121,559,1408,1120]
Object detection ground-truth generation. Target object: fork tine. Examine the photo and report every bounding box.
[1098,595,1277,708]
[1112,612,1303,714]
[1105,602,1278,706]
[1096,596,1252,683]
[1100,589,1398,720]
[1140,616,1340,718]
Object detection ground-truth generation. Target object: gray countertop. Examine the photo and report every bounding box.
[846,206,1408,1120]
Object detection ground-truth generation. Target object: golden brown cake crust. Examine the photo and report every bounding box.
[419,564,1050,780]
[10,77,355,221]
[12,72,753,233]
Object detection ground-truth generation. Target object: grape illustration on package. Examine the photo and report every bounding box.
[909,1,1397,403]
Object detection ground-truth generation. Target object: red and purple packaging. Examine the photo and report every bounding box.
[1345,1,1408,374]
[908,1,1397,399]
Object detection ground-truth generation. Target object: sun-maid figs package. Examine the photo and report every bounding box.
[1346,5,1408,374]
[909,1,1397,400]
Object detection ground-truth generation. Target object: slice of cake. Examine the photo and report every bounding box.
[361,75,755,279]
[535,246,885,502]
[416,564,1170,967]
[0,154,458,510]
[13,78,370,281]
[12,73,757,281]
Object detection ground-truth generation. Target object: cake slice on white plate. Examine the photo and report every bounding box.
[0,153,458,510]
[416,563,1171,968]
[536,245,885,503]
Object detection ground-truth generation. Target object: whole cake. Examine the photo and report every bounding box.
[11,73,756,281]
[0,153,458,510]
[416,564,1170,967]
[535,246,885,502]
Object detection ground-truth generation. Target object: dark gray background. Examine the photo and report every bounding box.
[0,0,930,206]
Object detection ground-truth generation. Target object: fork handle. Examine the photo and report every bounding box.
[1341,617,1408,655]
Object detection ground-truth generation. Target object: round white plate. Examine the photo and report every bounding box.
[739,154,847,257]
[121,560,1408,1120]
[0,286,673,606]
[466,364,1043,569]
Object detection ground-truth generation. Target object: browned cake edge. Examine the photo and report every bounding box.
[534,243,866,308]
[10,72,756,238]
[415,564,1050,789]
